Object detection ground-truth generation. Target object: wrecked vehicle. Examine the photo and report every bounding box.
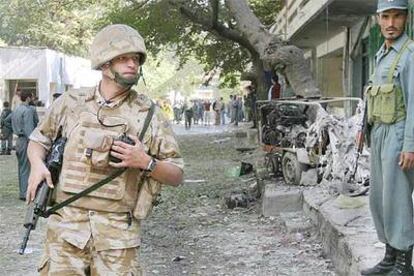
[258,97,370,196]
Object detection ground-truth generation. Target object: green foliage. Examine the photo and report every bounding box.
[249,0,283,26]
[0,0,117,56]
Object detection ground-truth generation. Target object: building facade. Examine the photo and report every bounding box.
[270,0,399,98]
[0,47,101,108]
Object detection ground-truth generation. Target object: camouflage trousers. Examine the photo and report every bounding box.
[38,232,143,276]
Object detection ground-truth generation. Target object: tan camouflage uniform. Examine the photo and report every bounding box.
[30,86,183,275]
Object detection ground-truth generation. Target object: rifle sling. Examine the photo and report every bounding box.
[42,102,156,218]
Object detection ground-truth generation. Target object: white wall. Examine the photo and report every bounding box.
[0,47,101,107]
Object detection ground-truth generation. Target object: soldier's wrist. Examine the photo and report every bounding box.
[141,154,151,170]
[144,157,158,173]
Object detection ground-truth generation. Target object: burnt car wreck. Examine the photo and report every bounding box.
[258,97,370,196]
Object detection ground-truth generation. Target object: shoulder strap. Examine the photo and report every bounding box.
[139,101,155,141]
[387,39,413,82]
[42,101,157,217]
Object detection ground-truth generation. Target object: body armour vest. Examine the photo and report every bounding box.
[55,88,159,214]
[367,39,411,124]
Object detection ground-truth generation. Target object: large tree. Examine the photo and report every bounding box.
[104,0,320,98]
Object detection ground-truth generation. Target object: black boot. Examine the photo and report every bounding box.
[361,244,397,275]
[389,247,414,276]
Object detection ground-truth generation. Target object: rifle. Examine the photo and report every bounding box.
[349,98,368,183]
[18,133,66,255]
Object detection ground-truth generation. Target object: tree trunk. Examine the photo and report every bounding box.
[240,52,268,99]
[226,0,321,98]
[251,56,268,100]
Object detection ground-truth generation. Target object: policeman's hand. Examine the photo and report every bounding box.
[26,163,53,203]
[110,135,151,170]
[399,152,414,170]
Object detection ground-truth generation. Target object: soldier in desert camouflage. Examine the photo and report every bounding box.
[26,24,184,275]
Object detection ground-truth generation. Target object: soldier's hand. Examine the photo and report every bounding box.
[110,135,151,170]
[399,152,414,170]
[27,163,53,203]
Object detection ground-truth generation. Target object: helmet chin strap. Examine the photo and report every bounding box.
[108,66,140,88]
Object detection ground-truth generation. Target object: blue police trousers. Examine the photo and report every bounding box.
[369,121,414,251]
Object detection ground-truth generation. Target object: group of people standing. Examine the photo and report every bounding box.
[173,98,225,129]
[230,84,257,128]
[167,82,259,130]
[171,91,257,130]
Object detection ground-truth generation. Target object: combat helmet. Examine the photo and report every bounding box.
[377,0,408,13]
[90,24,147,70]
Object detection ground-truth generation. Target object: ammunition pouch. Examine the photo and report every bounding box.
[366,39,412,125]
[367,84,406,124]
[133,178,161,220]
[81,130,114,168]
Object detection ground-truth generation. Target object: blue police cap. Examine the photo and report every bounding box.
[377,0,408,13]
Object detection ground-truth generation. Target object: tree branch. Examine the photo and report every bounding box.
[131,0,154,11]
[225,0,321,97]
[211,0,219,28]
[178,5,257,56]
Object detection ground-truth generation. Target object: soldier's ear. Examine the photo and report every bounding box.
[101,63,110,70]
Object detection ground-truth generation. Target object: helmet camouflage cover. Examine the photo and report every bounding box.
[90,24,147,70]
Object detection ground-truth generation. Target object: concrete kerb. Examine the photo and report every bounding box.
[262,184,384,275]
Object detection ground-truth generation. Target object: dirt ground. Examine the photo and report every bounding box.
[0,124,335,275]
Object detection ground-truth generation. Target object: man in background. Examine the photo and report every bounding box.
[11,88,22,110]
[11,90,38,200]
[0,101,13,155]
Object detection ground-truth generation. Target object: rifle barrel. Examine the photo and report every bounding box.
[18,226,32,255]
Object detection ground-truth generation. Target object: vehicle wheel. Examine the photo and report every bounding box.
[282,152,304,185]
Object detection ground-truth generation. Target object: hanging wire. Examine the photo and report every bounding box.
[96,82,130,129]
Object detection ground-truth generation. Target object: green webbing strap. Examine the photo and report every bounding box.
[387,39,412,82]
[138,102,155,141]
[42,102,156,218]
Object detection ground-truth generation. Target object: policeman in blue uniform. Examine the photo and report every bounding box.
[361,0,414,275]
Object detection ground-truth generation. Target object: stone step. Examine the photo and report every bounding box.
[262,183,387,275]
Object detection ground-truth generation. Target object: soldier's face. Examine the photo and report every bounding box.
[108,53,140,80]
[377,9,407,41]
